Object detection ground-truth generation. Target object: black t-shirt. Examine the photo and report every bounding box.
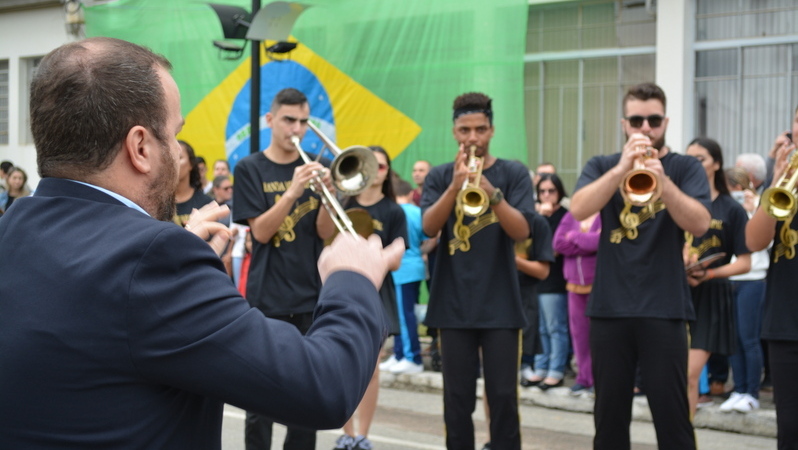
[173,189,214,227]
[575,152,711,320]
[763,217,798,341]
[347,196,408,335]
[421,158,536,329]
[537,207,568,294]
[232,152,329,316]
[518,213,555,287]
[686,194,749,268]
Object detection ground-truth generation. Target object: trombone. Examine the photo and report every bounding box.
[620,145,662,207]
[761,151,798,220]
[457,145,489,216]
[290,122,378,238]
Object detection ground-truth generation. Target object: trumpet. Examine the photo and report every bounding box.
[457,145,489,216]
[761,151,798,220]
[290,122,378,238]
[620,145,662,207]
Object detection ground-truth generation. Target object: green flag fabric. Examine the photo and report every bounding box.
[84,0,529,178]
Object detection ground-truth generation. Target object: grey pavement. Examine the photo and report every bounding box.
[378,346,776,440]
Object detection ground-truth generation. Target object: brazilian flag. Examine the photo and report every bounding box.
[84,0,528,178]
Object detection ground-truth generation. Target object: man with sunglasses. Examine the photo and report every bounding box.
[570,82,711,450]
[233,87,336,450]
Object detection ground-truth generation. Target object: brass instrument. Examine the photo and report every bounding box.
[290,122,378,238]
[457,145,489,216]
[761,151,798,220]
[620,145,662,207]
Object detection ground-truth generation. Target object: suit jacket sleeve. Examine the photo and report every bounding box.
[127,227,383,429]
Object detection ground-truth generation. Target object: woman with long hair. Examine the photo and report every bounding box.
[0,167,32,212]
[173,140,213,226]
[684,137,751,417]
[334,146,407,450]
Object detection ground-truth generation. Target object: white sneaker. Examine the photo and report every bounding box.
[520,366,535,381]
[378,355,399,371]
[719,392,743,413]
[389,358,424,374]
[732,393,760,413]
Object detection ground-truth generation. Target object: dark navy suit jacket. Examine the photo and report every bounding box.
[0,178,384,449]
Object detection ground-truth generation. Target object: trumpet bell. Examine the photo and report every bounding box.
[459,187,489,216]
[761,186,797,220]
[621,168,662,207]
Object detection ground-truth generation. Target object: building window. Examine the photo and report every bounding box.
[0,60,8,145]
[525,0,655,189]
[694,0,798,159]
[19,57,42,145]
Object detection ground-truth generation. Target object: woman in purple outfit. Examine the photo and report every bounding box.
[553,211,601,396]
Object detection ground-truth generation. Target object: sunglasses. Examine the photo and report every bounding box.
[539,188,558,194]
[624,114,664,128]
[377,163,388,170]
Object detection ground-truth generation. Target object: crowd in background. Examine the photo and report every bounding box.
[4,78,797,450]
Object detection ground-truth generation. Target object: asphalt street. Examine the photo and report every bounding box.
[220,387,776,449]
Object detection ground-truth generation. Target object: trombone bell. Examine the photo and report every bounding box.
[331,146,378,196]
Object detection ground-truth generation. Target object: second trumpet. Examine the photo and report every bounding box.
[620,145,662,207]
[457,145,490,216]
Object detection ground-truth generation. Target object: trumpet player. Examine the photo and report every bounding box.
[746,105,798,450]
[233,88,336,450]
[569,83,711,450]
[421,92,535,450]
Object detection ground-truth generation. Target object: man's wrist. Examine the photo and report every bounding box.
[489,188,504,206]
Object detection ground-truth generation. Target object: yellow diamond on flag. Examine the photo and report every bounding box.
[179,39,421,170]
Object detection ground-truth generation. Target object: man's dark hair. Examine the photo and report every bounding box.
[270,88,308,114]
[623,83,667,115]
[0,161,13,175]
[31,37,172,179]
[452,92,493,124]
[196,156,207,166]
[394,178,413,197]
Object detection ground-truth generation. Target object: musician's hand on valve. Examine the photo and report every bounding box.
[287,161,325,201]
[451,143,470,191]
[618,133,652,173]
[771,140,797,186]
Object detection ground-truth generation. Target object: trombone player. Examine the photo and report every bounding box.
[233,87,335,450]
[569,83,711,450]
[421,92,535,450]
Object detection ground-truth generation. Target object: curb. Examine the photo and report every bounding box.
[379,370,777,439]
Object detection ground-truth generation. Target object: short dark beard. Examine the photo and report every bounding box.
[150,142,178,222]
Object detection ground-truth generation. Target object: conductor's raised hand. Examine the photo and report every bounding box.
[185,202,232,256]
[318,234,405,289]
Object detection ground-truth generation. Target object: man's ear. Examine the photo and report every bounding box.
[124,125,155,174]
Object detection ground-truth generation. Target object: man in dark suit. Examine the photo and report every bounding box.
[0,37,404,450]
